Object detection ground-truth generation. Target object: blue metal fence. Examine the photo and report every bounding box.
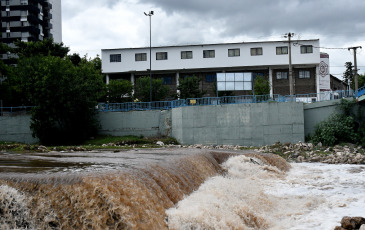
[0,106,34,116]
[0,90,357,115]
[357,86,365,97]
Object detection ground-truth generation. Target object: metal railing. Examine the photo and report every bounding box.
[357,85,365,97]
[0,106,34,117]
[1,90,357,115]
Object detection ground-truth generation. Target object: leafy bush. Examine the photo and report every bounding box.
[134,76,169,102]
[311,114,359,146]
[16,55,104,145]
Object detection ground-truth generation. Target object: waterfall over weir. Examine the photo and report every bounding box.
[0,150,290,230]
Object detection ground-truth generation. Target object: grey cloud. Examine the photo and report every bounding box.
[138,0,365,41]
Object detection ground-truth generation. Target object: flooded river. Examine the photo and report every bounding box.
[0,149,364,229]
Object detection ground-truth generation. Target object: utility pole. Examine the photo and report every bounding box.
[348,46,362,94]
[285,32,295,96]
[144,11,154,102]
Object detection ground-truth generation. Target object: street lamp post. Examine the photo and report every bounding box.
[144,11,154,102]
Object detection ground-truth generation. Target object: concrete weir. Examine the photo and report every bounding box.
[0,100,344,145]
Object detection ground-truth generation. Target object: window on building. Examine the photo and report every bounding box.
[156,52,168,60]
[6,32,11,38]
[181,51,193,59]
[276,46,288,55]
[6,11,10,17]
[251,47,263,56]
[135,53,147,61]
[110,54,121,62]
[203,50,215,58]
[299,70,310,79]
[205,74,216,83]
[276,72,288,79]
[163,76,173,85]
[6,0,9,5]
[228,48,240,57]
[301,45,313,54]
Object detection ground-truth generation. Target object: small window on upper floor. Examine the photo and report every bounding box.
[276,71,288,79]
[228,48,240,57]
[110,54,121,62]
[299,70,310,79]
[276,46,288,55]
[181,51,193,59]
[203,50,215,58]
[301,45,313,54]
[251,47,263,56]
[156,52,168,60]
[135,53,147,61]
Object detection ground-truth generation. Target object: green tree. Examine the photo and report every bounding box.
[68,53,82,66]
[134,76,169,102]
[177,75,205,99]
[343,62,354,89]
[15,55,105,145]
[358,74,365,88]
[14,38,69,58]
[253,75,270,95]
[107,80,133,103]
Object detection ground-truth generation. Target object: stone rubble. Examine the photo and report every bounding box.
[334,216,365,230]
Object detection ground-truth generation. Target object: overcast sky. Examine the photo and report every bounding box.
[62,0,365,78]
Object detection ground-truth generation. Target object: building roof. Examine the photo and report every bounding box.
[101,39,320,51]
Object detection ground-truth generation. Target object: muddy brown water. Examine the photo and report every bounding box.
[0,148,288,229]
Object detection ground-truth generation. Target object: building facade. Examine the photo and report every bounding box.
[102,40,323,98]
[0,0,62,57]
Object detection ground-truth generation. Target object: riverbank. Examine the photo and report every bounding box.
[1,137,364,165]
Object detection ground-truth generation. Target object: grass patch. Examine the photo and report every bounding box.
[0,135,180,153]
[83,135,179,146]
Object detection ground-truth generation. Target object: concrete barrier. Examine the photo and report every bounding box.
[172,102,304,146]
[1,101,348,146]
[0,115,38,144]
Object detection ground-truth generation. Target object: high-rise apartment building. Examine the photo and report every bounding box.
[0,0,62,46]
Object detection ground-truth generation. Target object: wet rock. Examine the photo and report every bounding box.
[156,141,164,146]
[334,227,346,230]
[341,216,365,229]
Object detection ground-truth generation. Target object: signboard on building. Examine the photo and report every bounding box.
[217,72,252,91]
[319,53,331,91]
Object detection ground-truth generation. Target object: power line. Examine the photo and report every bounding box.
[292,41,349,50]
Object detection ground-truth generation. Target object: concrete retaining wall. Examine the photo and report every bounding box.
[98,110,172,137]
[0,115,38,144]
[172,102,304,146]
[303,99,342,137]
[0,101,348,145]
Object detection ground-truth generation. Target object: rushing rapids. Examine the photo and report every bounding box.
[0,150,289,230]
[3,149,363,229]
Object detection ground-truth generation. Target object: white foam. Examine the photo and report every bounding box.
[166,156,365,230]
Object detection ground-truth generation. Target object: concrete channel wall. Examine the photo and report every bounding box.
[172,102,305,146]
[0,115,38,144]
[0,100,345,145]
[98,110,172,137]
[303,99,342,137]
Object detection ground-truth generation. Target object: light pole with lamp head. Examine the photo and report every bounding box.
[144,11,154,102]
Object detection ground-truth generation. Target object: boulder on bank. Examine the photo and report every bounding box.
[334,216,365,230]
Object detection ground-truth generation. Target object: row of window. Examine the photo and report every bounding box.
[276,70,311,80]
[151,71,311,85]
[109,45,314,63]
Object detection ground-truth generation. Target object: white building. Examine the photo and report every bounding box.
[102,39,328,98]
[48,0,62,43]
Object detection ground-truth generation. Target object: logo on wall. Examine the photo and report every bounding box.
[319,61,329,77]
